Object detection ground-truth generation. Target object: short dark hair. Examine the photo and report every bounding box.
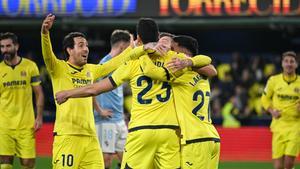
[173,35,198,56]
[0,32,18,44]
[159,32,175,39]
[282,51,297,61]
[136,18,159,44]
[63,32,86,59]
[110,29,131,47]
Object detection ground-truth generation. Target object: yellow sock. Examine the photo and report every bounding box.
[0,164,13,169]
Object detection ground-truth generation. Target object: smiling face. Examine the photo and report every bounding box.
[68,37,89,67]
[0,38,18,61]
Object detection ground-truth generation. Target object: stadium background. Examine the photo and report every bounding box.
[0,0,299,168]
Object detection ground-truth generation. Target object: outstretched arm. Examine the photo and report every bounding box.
[55,77,116,105]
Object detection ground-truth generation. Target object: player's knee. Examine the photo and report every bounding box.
[20,159,35,168]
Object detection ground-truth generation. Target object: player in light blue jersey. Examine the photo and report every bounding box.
[94,29,132,169]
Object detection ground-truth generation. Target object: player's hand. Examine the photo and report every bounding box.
[34,114,43,132]
[153,43,169,56]
[55,91,69,105]
[41,13,55,34]
[268,108,281,119]
[99,109,113,118]
[143,42,157,54]
[166,57,191,73]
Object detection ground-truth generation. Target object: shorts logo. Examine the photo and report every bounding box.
[53,159,59,164]
[186,161,193,166]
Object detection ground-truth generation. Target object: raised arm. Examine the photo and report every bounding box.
[41,14,60,75]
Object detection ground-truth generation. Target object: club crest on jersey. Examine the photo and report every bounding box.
[294,87,300,93]
[86,72,91,78]
[20,71,26,77]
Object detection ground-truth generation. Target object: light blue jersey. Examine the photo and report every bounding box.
[94,54,124,123]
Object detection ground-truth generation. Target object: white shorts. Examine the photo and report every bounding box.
[96,120,128,153]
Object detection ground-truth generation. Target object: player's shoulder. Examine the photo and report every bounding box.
[21,58,38,67]
[268,73,282,81]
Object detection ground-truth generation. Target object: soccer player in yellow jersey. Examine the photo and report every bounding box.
[41,14,148,169]
[139,35,221,169]
[0,32,44,169]
[261,51,300,169]
[55,18,212,169]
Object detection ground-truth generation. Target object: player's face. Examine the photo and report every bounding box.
[69,37,89,67]
[0,38,18,61]
[282,55,298,75]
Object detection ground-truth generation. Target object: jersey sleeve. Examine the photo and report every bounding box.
[140,55,172,82]
[92,46,146,80]
[41,33,62,76]
[190,55,212,67]
[110,61,134,87]
[30,62,41,86]
[261,76,275,110]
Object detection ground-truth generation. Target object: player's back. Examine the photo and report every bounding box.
[172,70,220,143]
[111,52,179,131]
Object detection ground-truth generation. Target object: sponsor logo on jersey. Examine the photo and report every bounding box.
[3,80,26,87]
[20,71,27,77]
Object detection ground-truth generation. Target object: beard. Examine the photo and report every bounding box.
[2,50,16,61]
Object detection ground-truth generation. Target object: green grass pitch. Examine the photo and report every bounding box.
[12,157,300,169]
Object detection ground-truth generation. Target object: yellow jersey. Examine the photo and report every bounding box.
[110,52,179,131]
[139,54,220,144]
[110,51,211,132]
[261,73,300,132]
[172,72,220,144]
[41,33,144,136]
[0,58,41,129]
